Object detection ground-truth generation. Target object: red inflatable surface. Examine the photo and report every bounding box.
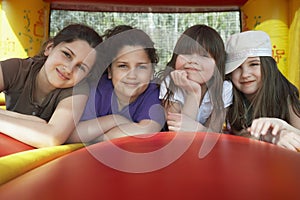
[0,132,300,200]
[0,133,34,157]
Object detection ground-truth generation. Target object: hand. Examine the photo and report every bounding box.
[248,118,289,138]
[170,70,201,95]
[167,112,203,132]
[273,130,300,152]
[248,117,300,151]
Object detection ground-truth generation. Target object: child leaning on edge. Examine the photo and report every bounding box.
[68,25,165,143]
[225,30,300,151]
[159,24,233,133]
[0,24,103,148]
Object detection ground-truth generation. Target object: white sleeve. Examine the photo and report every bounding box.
[159,75,184,104]
[159,80,167,100]
[222,80,233,108]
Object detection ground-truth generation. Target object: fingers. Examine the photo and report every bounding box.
[170,70,188,86]
[167,112,181,132]
[250,119,269,138]
[250,118,281,137]
[278,141,299,152]
[271,124,281,136]
[276,131,300,152]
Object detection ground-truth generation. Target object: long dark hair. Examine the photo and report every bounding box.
[160,24,226,132]
[227,56,300,131]
[37,23,103,82]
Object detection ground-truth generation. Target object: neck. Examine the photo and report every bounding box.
[33,70,54,104]
[116,93,137,111]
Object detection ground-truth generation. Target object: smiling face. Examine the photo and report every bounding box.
[108,45,153,105]
[175,53,215,85]
[42,40,96,90]
[231,57,262,100]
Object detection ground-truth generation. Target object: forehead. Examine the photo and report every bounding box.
[59,40,96,59]
[116,45,146,56]
[245,57,260,62]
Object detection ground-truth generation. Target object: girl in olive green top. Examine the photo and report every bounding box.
[0,24,102,148]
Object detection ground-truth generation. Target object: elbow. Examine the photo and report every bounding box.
[35,136,66,148]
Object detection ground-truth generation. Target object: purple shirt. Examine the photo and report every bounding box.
[81,73,165,126]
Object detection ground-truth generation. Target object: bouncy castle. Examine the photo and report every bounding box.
[0,0,300,199]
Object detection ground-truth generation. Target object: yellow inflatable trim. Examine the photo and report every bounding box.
[0,143,84,185]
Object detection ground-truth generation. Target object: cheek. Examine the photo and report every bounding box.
[175,57,185,70]
[207,66,215,77]
[139,71,153,83]
[255,71,262,82]
[230,73,240,86]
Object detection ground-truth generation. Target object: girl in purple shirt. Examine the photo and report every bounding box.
[68,25,165,143]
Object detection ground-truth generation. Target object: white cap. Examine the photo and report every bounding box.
[225,30,272,74]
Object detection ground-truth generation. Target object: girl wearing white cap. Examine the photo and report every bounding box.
[225,30,300,151]
[159,24,233,133]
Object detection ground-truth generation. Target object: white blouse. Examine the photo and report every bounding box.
[159,76,233,124]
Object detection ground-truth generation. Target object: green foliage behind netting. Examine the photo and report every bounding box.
[50,10,240,70]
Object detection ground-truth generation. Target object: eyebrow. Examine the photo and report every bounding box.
[115,60,150,64]
[248,57,260,61]
[65,46,91,70]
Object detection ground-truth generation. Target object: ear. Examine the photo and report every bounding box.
[44,42,54,56]
[108,67,112,79]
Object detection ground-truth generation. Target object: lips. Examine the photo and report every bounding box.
[240,80,257,88]
[56,68,70,80]
[123,81,139,87]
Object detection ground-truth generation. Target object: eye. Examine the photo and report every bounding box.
[62,51,71,59]
[200,53,209,58]
[137,65,148,70]
[118,64,128,69]
[250,62,260,66]
[77,64,86,72]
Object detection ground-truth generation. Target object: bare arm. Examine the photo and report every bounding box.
[67,114,131,143]
[102,119,162,141]
[0,109,46,122]
[170,70,202,119]
[0,94,88,148]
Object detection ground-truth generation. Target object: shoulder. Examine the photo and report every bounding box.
[1,58,41,89]
[73,80,90,96]
[1,57,33,71]
[95,73,113,94]
[141,82,160,99]
[222,80,233,93]
[288,102,300,129]
[56,80,90,103]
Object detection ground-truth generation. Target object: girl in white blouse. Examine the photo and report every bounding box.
[159,24,233,133]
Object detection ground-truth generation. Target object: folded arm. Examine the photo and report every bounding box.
[0,94,87,148]
[102,119,162,141]
[67,114,131,143]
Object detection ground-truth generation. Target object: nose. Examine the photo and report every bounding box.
[241,67,251,78]
[63,64,76,74]
[182,55,199,66]
[126,68,137,78]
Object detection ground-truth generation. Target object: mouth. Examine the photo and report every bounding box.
[56,68,70,80]
[183,65,200,72]
[240,80,255,86]
[123,81,140,87]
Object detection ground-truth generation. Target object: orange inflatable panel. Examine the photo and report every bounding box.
[0,132,300,200]
[0,133,34,157]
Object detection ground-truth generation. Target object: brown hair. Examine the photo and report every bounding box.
[227,56,300,131]
[160,24,226,132]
